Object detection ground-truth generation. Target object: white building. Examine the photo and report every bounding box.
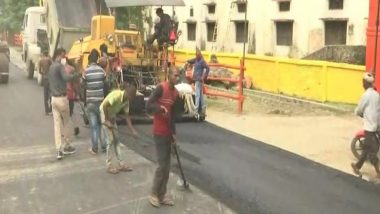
[156,0,369,58]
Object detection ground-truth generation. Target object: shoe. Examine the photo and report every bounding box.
[160,195,174,206]
[56,151,63,160]
[74,127,80,136]
[149,195,160,208]
[194,113,200,121]
[88,148,97,155]
[63,146,76,155]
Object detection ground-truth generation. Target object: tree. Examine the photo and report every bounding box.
[0,0,39,34]
[115,6,144,32]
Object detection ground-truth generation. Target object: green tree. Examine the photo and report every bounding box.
[0,0,39,33]
[115,6,144,32]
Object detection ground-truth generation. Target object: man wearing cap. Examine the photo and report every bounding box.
[351,72,380,178]
[186,48,210,119]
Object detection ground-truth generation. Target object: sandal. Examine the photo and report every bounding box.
[118,164,133,172]
[160,195,174,206]
[107,166,119,174]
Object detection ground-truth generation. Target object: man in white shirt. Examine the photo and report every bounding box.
[351,72,380,178]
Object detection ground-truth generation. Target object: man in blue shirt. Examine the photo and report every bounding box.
[186,48,209,119]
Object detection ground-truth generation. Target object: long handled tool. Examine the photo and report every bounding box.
[173,144,190,189]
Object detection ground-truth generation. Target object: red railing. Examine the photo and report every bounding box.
[175,57,245,114]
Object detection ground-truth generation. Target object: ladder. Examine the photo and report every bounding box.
[211,22,218,52]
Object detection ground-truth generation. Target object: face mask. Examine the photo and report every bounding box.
[61,58,67,65]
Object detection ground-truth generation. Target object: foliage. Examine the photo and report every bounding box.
[115,6,144,31]
[0,0,39,33]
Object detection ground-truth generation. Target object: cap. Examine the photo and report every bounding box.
[363,72,375,83]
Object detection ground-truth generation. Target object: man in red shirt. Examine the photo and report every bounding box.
[147,66,180,207]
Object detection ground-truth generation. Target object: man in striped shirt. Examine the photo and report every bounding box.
[83,49,107,154]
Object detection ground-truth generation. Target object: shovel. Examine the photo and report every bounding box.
[173,144,190,190]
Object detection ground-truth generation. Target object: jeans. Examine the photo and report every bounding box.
[195,81,206,114]
[100,110,123,166]
[86,102,105,152]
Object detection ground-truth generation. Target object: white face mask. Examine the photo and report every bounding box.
[61,58,67,65]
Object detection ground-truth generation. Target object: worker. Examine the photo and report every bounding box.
[186,47,210,119]
[147,8,173,48]
[64,58,80,136]
[38,50,52,115]
[48,48,81,160]
[83,49,107,155]
[351,72,380,179]
[147,66,180,208]
[100,83,138,174]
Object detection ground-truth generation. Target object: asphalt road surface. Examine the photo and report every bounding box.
[2,63,380,214]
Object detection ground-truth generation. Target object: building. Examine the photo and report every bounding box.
[155,0,369,58]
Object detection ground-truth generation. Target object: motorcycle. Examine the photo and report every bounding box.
[350,130,380,159]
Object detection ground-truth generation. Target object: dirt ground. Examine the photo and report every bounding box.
[205,94,380,184]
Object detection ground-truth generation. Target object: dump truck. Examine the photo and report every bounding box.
[22,0,100,84]
[0,41,10,84]
[21,6,47,81]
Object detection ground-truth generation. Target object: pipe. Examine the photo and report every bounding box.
[373,0,380,77]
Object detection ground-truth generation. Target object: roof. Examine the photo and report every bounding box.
[54,0,97,28]
[105,0,186,7]
[25,6,45,13]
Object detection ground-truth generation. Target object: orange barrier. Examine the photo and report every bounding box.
[175,57,245,114]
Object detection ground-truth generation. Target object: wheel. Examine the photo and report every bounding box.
[27,59,34,79]
[351,136,365,160]
[1,75,9,83]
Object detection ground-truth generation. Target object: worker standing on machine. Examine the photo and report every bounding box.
[147,8,173,49]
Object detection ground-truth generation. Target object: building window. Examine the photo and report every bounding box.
[207,22,217,42]
[324,20,347,45]
[208,5,216,14]
[276,21,293,46]
[237,3,247,13]
[190,7,194,17]
[187,23,196,41]
[279,1,291,12]
[329,0,344,10]
[235,21,248,43]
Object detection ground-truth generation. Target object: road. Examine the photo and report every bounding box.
[2,63,380,214]
[0,63,234,214]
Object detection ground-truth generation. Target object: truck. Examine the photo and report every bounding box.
[21,6,47,82]
[0,41,10,84]
[22,0,100,84]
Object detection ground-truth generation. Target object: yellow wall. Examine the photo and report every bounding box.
[174,49,365,104]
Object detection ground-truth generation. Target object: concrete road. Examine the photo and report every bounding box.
[0,62,234,214]
[123,114,380,214]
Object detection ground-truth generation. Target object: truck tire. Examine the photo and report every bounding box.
[0,54,9,84]
[27,59,34,79]
[1,75,9,84]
